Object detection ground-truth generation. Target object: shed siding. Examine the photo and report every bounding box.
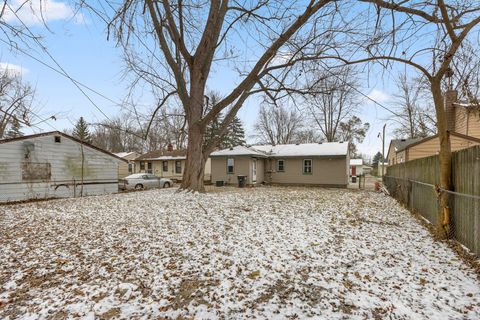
[0,134,120,202]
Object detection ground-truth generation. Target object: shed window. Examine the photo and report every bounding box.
[227,158,234,174]
[303,159,312,174]
[54,136,61,143]
[128,163,133,173]
[277,159,285,172]
[162,161,168,172]
[175,161,182,174]
[140,161,145,171]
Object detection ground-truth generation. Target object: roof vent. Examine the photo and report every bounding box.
[339,141,344,143]
[318,142,323,144]
[295,143,300,145]
[229,147,234,150]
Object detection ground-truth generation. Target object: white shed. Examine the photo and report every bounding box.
[349,158,363,176]
[0,131,127,203]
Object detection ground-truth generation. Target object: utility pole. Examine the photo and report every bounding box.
[381,124,386,178]
[377,123,386,179]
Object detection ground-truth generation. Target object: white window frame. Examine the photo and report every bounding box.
[227,158,235,174]
[303,159,312,174]
[277,159,285,172]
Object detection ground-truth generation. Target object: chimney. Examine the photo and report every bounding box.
[167,143,173,152]
[445,90,457,132]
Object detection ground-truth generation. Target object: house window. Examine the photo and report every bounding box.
[140,161,145,171]
[128,163,133,173]
[227,158,234,174]
[54,136,61,143]
[147,162,153,173]
[175,161,182,174]
[303,159,312,174]
[162,161,168,172]
[277,159,285,172]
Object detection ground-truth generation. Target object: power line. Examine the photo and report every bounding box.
[316,63,403,118]
[6,4,115,122]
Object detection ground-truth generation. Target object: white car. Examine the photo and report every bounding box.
[119,174,173,191]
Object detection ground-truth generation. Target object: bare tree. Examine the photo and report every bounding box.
[254,104,304,145]
[337,116,370,157]
[307,67,359,142]
[392,74,436,139]
[96,0,340,191]
[327,0,480,237]
[0,68,35,139]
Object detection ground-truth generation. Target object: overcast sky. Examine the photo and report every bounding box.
[0,0,411,159]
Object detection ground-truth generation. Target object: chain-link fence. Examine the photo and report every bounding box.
[384,175,480,256]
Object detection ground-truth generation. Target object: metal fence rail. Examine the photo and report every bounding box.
[385,145,480,256]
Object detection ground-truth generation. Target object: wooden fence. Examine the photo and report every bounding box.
[384,145,480,256]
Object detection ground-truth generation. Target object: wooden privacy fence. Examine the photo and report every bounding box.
[384,145,480,256]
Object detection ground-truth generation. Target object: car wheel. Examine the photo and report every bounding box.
[135,184,143,190]
[163,182,170,188]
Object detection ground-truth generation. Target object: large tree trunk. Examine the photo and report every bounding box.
[431,81,452,239]
[181,123,207,192]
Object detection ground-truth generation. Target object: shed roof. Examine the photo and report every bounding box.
[0,131,127,162]
[350,159,363,166]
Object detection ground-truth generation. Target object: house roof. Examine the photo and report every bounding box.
[114,151,137,158]
[400,132,480,151]
[136,149,187,161]
[0,131,127,162]
[253,142,348,157]
[390,138,423,152]
[211,142,348,158]
[350,159,363,166]
[210,145,268,157]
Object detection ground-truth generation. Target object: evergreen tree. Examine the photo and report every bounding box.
[73,117,92,143]
[222,116,246,148]
[372,152,384,168]
[5,118,23,138]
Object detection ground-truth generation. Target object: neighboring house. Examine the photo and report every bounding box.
[210,142,349,187]
[349,159,363,177]
[134,145,212,182]
[362,165,373,175]
[0,131,126,203]
[386,90,480,165]
[387,133,480,165]
[114,151,141,178]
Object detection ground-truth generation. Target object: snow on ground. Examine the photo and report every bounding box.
[0,187,479,319]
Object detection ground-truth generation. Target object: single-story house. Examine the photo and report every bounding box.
[0,131,127,203]
[210,142,349,187]
[114,151,141,178]
[349,159,363,177]
[386,90,480,165]
[134,145,212,182]
[362,165,373,175]
[387,132,480,165]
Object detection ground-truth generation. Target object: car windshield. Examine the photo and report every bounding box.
[125,174,143,179]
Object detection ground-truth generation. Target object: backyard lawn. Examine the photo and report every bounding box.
[0,187,479,319]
